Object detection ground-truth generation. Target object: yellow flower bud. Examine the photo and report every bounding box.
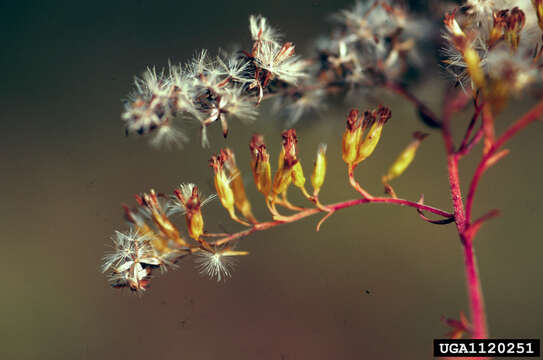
[488,10,507,48]
[137,190,187,246]
[123,204,173,251]
[272,165,293,195]
[250,134,272,197]
[291,161,306,189]
[444,11,465,38]
[534,0,543,30]
[210,155,235,216]
[385,132,428,181]
[311,143,327,194]
[504,7,525,50]
[272,129,298,196]
[464,48,486,90]
[174,184,205,240]
[221,148,257,223]
[210,154,250,226]
[356,106,391,163]
[342,109,362,166]
[187,209,204,240]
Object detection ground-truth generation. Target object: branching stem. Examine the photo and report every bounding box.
[212,195,453,247]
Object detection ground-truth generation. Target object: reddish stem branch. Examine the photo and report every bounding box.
[212,196,452,246]
[349,165,373,199]
[442,94,488,339]
[466,98,543,223]
[461,233,488,339]
[457,126,484,157]
[459,104,482,150]
[465,209,501,239]
[457,104,484,157]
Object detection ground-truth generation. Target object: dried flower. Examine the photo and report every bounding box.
[342,109,363,166]
[254,41,307,85]
[221,148,257,224]
[442,1,541,97]
[172,184,206,241]
[250,134,272,198]
[272,129,303,197]
[102,228,164,292]
[356,106,391,162]
[250,14,282,46]
[120,2,435,146]
[210,153,250,226]
[137,190,188,247]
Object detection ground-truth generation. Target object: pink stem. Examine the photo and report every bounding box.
[461,232,488,338]
[457,103,484,157]
[466,98,543,223]
[213,196,452,246]
[443,98,488,339]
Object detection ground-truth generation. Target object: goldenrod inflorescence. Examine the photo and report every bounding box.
[105,1,543,343]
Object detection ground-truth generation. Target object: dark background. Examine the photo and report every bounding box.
[2,1,542,359]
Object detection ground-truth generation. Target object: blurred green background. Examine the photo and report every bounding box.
[1,1,542,359]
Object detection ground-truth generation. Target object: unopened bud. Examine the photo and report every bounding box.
[385,132,428,181]
[311,144,327,194]
[291,161,306,189]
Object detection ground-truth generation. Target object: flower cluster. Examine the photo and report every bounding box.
[121,1,430,148]
[106,0,543,345]
[102,228,173,292]
[268,0,430,124]
[104,105,408,293]
[102,184,248,292]
[315,0,428,88]
[122,15,308,148]
[442,0,543,104]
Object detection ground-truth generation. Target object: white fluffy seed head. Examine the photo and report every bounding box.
[103,227,176,292]
[485,45,539,92]
[222,86,259,122]
[148,122,189,149]
[285,88,327,125]
[216,54,253,84]
[102,228,160,272]
[195,250,236,282]
[166,183,216,217]
[249,15,282,45]
[254,41,308,84]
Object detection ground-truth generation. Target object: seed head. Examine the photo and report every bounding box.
[102,228,164,293]
[195,247,249,282]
